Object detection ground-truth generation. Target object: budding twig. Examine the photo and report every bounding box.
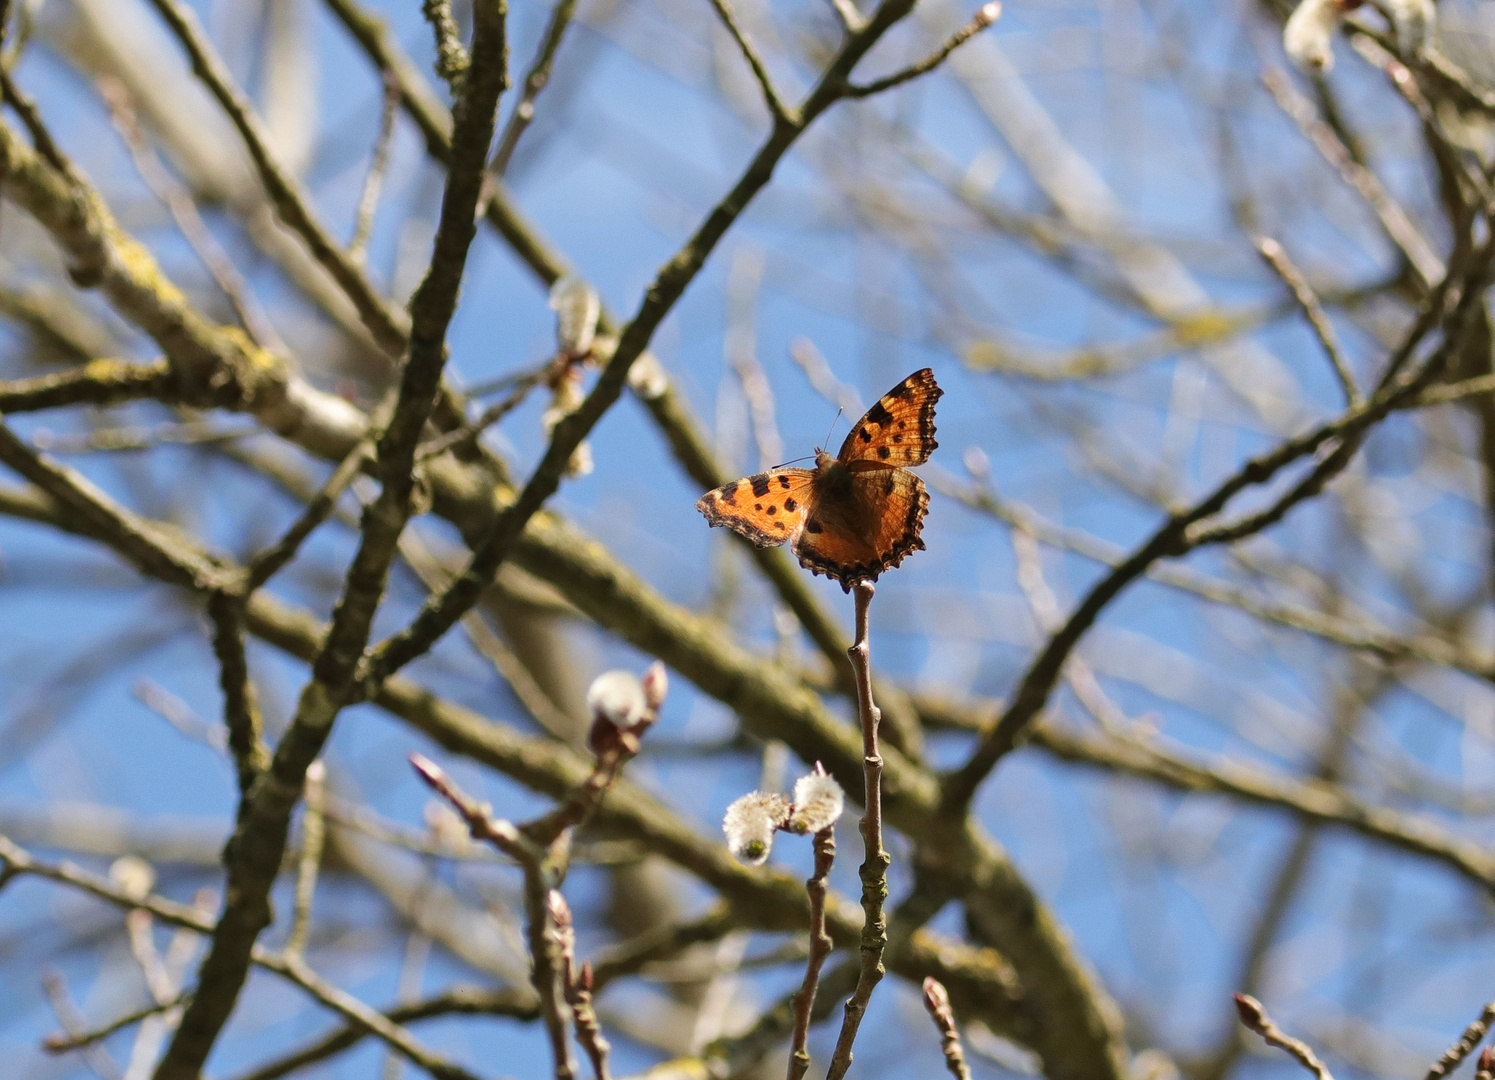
[408,663,665,1080]
[555,895,612,1080]
[787,823,835,1080]
[922,978,972,1080]
[825,581,888,1080]
[1233,994,1335,1080]
[1424,999,1495,1080]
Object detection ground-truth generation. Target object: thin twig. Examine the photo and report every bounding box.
[42,970,123,1080]
[825,581,888,1080]
[1233,995,1335,1080]
[350,68,400,266]
[413,371,547,462]
[843,2,1000,97]
[489,0,579,177]
[245,436,374,590]
[409,753,578,1080]
[206,592,269,793]
[704,0,792,124]
[554,896,611,1080]
[287,760,326,957]
[922,979,972,1080]
[1414,372,1495,407]
[44,995,192,1055]
[0,69,74,178]
[97,76,287,355]
[1254,235,1358,404]
[787,826,835,1080]
[422,0,470,92]
[1261,66,1442,288]
[225,986,538,1080]
[1424,1000,1495,1080]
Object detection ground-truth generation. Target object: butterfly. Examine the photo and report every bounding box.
[696,368,942,591]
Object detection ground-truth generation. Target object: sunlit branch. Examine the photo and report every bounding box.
[842,2,1001,98]
[1254,235,1359,404]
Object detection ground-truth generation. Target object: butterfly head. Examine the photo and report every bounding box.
[814,448,838,473]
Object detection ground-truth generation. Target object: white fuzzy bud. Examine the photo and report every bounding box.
[627,352,670,400]
[1284,0,1342,72]
[587,670,647,728]
[789,769,845,834]
[550,276,600,358]
[566,441,594,478]
[723,792,791,864]
[641,661,669,712]
[109,855,155,900]
[541,378,585,435]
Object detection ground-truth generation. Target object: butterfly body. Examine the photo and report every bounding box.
[696,369,942,591]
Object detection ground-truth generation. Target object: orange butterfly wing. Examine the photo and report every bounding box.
[696,468,815,548]
[837,368,942,469]
[697,369,942,589]
[793,467,930,590]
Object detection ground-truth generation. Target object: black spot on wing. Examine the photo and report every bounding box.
[784,497,797,511]
[865,402,893,428]
[859,429,872,443]
[877,446,890,460]
[750,474,773,498]
[720,486,738,506]
[767,505,777,515]
[806,520,823,534]
[778,475,792,489]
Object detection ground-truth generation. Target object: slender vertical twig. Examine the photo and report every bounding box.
[97,77,287,356]
[489,0,578,178]
[824,581,888,1080]
[422,0,470,92]
[787,826,835,1080]
[286,760,326,958]
[409,753,578,1080]
[555,895,611,1080]
[350,69,400,266]
[921,979,972,1080]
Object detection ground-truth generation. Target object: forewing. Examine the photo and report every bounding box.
[838,368,942,468]
[696,469,815,548]
[792,468,930,590]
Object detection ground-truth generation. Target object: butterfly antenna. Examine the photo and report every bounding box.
[772,455,815,469]
[820,408,844,452]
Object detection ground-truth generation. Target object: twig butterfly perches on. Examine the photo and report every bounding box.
[696,368,942,591]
